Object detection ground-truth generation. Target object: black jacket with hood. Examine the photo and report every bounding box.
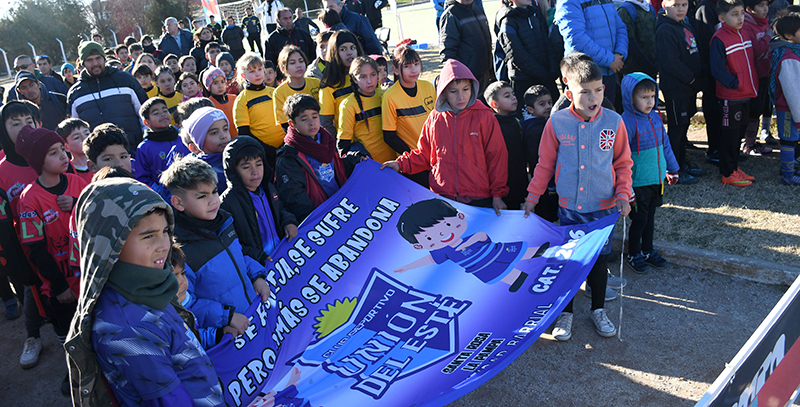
[656,13,704,100]
[220,136,297,266]
[439,0,493,82]
[494,2,558,85]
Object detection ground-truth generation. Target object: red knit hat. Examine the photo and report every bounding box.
[15,125,65,175]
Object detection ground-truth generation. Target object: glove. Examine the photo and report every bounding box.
[666,173,679,185]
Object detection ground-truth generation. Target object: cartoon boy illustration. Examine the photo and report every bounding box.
[395,199,549,292]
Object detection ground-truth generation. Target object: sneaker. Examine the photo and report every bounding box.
[552,312,573,341]
[591,308,617,338]
[735,168,755,181]
[764,134,780,146]
[644,250,669,268]
[782,174,800,185]
[706,150,720,164]
[722,173,752,187]
[627,253,650,273]
[685,166,708,177]
[743,143,773,156]
[61,373,70,396]
[606,271,627,290]
[4,298,20,320]
[20,337,42,369]
[584,286,619,301]
[677,171,699,185]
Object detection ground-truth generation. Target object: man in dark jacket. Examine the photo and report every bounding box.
[325,0,384,55]
[495,0,560,115]
[158,17,195,57]
[220,136,298,266]
[222,16,247,60]
[14,72,68,130]
[66,42,148,153]
[440,0,494,95]
[5,55,69,102]
[265,8,317,69]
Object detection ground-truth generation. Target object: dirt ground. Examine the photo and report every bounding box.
[0,258,791,407]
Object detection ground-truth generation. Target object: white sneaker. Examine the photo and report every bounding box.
[20,337,42,369]
[552,312,573,341]
[606,271,627,290]
[591,308,617,338]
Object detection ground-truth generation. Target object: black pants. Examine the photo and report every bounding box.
[665,96,696,170]
[564,254,609,312]
[703,85,722,153]
[603,74,620,113]
[719,99,749,177]
[247,35,263,56]
[24,285,45,338]
[255,138,278,173]
[749,77,771,120]
[629,184,662,255]
[534,190,559,223]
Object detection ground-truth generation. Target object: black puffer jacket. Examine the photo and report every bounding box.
[656,13,704,100]
[66,65,148,149]
[219,136,297,266]
[494,3,558,85]
[439,0,493,81]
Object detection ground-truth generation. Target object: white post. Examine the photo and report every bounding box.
[0,47,11,79]
[27,42,36,58]
[109,29,118,46]
[56,38,67,65]
[303,0,309,14]
[136,25,143,38]
[186,17,192,28]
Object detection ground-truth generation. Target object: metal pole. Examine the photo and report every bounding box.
[0,47,11,79]
[109,29,118,46]
[27,42,36,58]
[303,0,309,15]
[136,25,143,38]
[82,34,89,41]
[186,17,192,28]
[56,38,67,65]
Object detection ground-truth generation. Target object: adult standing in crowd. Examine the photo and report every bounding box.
[35,56,65,86]
[439,0,494,96]
[14,71,68,130]
[158,17,194,57]
[266,8,317,69]
[4,55,68,103]
[255,0,285,35]
[294,8,320,35]
[66,42,148,151]
[242,6,264,56]
[191,27,217,71]
[325,0,383,55]
[222,16,247,60]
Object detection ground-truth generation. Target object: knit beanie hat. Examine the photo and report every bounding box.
[216,52,235,69]
[15,125,64,175]
[78,41,105,63]
[182,107,228,151]
[201,68,225,92]
[336,31,359,50]
[61,63,75,75]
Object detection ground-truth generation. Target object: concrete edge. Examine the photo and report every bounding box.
[611,237,800,286]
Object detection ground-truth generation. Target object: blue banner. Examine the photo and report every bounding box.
[207,160,617,407]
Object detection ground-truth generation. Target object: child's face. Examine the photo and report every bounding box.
[141,56,157,72]
[747,1,769,19]
[290,109,321,138]
[130,49,143,62]
[236,157,264,192]
[117,49,129,62]
[662,0,689,22]
[285,52,307,79]
[136,74,153,89]
[41,142,69,175]
[206,48,221,66]
[318,41,329,62]
[566,79,604,120]
[491,86,517,114]
[210,75,227,96]
[784,27,800,44]
[174,182,220,221]
[528,94,553,118]
[4,114,36,144]
[64,127,90,157]
[92,144,132,173]
[157,72,176,94]
[264,67,277,86]
[219,60,233,75]
[145,103,172,130]
[63,69,74,81]
[172,264,188,302]
[338,42,358,67]
[719,6,745,30]
[355,64,378,96]
[632,88,656,115]
[377,65,387,83]
[180,77,199,97]
[182,59,197,74]
[203,119,231,154]
[244,65,265,85]
[166,58,180,74]
[118,211,171,269]
[412,213,467,250]
[445,80,472,112]
[396,60,421,87]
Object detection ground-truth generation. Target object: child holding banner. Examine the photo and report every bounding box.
[522,58,633,341]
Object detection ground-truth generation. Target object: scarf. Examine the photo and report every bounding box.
[284,126,336,163]
[106,261,178,310]
[174,208,227,240]
[144,126,179,142]
[769,42,800,106]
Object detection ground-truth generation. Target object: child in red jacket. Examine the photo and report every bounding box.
[381,59,510,214]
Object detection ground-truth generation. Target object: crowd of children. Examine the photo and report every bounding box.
[1,1,800,404]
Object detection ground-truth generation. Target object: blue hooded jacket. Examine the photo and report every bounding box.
[555,0,629,76]
[620,73,679,187]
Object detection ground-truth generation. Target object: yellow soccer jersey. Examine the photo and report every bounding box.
[273,77,321,125]
[319,76,353,124]
[158,90,183,125]
[338,88,396,163]
[146,86,159,99]
[233,85,284,148]
[382,80,436,150]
